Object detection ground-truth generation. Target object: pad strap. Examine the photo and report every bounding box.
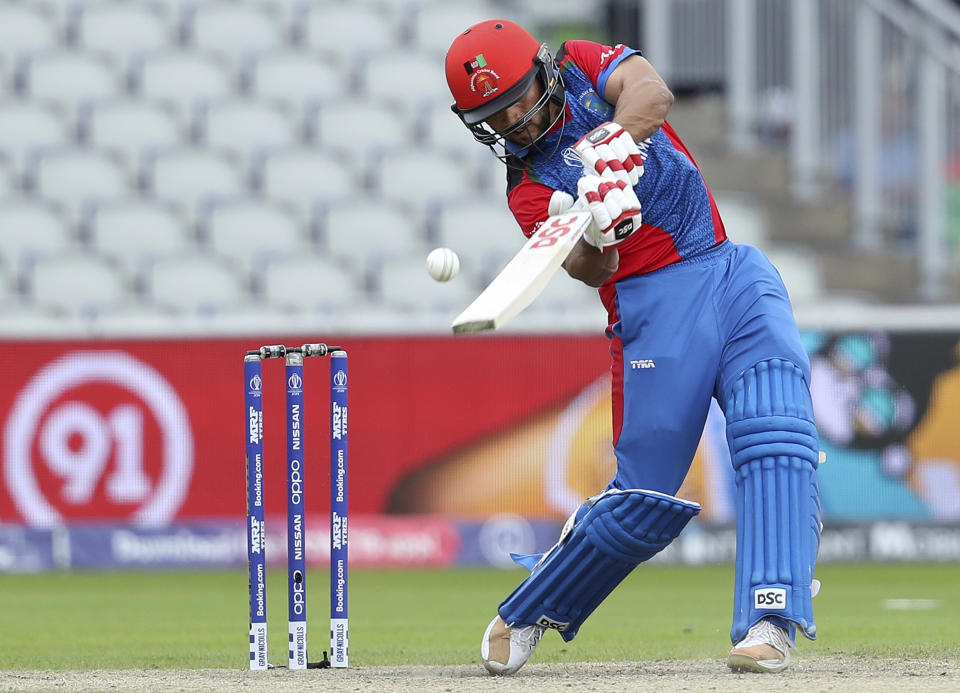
[499,488,700,641]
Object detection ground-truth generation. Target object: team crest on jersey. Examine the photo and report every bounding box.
[562,147,582,168]
[578,89,614,118]
[471,69,500,97]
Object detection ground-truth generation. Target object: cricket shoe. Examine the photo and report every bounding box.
[727,619,794,673]
[480,615,545,675]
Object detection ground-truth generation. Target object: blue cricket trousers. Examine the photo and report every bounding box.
[605,241,811,493]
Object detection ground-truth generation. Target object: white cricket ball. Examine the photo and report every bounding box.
[426,247,460,282]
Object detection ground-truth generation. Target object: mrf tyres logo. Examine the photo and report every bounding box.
[3,351,194,527]
[332,402,347,441]
[249,516,264,554]
[248,406,262,444]
[331,511,347,551]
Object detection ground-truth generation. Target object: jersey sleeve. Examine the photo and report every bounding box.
[561,40,642,102]
[507,177,554,238]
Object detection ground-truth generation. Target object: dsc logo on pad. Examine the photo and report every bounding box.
[754,588,787,610]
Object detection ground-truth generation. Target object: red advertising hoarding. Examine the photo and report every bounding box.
[0,336,612,526]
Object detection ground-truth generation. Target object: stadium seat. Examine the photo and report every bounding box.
[256,0,301,26]
[30,0,85,28]
[0,302,82,337]
[0,263,17,305]
[374,149,472,214]
[27,251,127,315]
[418,99,478,153]
[84,198,193,274]
[308,98,413,154]
[188,2,286,64]
[409,4,503,56]
[255,148,357,216]
[764,246,824,305]
[0,5,57,66]
[144,147,246,214]
[320,196,425,266]
[260,253,366,312]
[20,50,122,115]
[0,198,73,272]
[80,99,184,168]
[0,55,9,93]
[360,49,449,112]
[0,101,70,174]
[90,302,186,335]
[245,50,342,111]
[137,0,196,21]
[419,99,502,189]
[134,50,234,118]
[144,251,248,313]
[74,2,172,68]
[532,266,604,312]
[0,161,12,197]
[516,289,608,333]
[359,0,425,18]
[375,252,479,312]
[300,5,396,60]
[713,193,770,249]
[197,99,298,160]
[201,198,307,273]
[27,148,131,219]
[431,197,523,273]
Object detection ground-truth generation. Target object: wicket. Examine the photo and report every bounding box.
[244,343,349,670]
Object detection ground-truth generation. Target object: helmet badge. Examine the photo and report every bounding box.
[463,53,487,74]
[463,52,501,98]
[473,70,500,97]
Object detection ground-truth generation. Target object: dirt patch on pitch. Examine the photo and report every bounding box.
[2,657,958,692]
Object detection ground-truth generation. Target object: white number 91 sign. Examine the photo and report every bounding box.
[3,351,194,527]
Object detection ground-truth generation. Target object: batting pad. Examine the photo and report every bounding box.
[499,488,700,642]
[726,359,821,644]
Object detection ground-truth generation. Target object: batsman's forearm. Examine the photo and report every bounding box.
[563,239,618,287]
[613,79,674,141]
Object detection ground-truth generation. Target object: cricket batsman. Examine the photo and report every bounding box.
[444,19,822,675]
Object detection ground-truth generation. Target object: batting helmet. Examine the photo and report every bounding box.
[445,19,564,150]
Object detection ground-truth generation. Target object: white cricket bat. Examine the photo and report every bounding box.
[451,210,594,334]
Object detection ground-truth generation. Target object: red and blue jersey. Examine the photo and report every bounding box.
[505,40,727,285]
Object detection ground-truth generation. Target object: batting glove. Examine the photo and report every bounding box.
[574,122,644,187]
[576,171,641,249]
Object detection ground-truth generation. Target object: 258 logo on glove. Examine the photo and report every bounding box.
[613,217,635,240]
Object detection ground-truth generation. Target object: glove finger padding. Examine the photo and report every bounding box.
[616,130,644,184]
[577,173,641,249]
[593,143,632,187]
[574,122,645,187]
[548,189,576,216]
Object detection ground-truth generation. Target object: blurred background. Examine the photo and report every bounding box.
[1,0,959,574]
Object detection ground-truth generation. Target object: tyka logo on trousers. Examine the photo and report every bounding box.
[630,359,656,369]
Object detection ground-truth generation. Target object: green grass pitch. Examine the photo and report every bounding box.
[0,563,957,669]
